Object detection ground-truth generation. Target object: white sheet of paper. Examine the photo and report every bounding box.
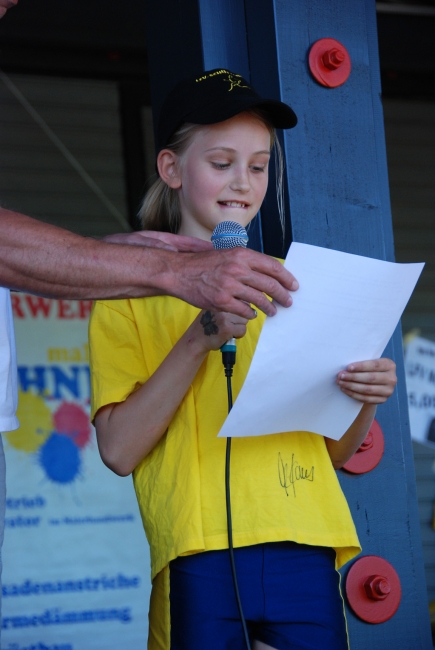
[218,243,424,441]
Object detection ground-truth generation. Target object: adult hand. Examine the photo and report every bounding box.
[169,247,298,319]
[337,358,397,404]
[0,0,17,19]
[102,231,213,252]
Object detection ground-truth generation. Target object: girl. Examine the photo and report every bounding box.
[89,68,397,650]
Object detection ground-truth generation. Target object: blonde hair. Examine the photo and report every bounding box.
[138,109,285,235]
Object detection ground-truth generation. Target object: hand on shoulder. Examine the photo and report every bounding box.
[102,230,213,252]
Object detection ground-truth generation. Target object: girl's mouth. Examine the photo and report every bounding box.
[218,201,249,209]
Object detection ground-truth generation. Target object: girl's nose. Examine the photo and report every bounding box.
[230,167,250,192]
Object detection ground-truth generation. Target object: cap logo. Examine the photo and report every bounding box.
[195,69,250,92]
[224,73,250,92]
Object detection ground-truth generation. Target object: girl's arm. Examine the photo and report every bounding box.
[325,358,397,469]
[94,309,248,476]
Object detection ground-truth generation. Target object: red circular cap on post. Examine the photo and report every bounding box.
[346,556,402,623]
[342,419,384,474]
[308,38,351,88]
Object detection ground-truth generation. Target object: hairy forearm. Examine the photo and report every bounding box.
[95,328,209,476]
[0,209,179,300]
[325,404,376,469]
[1,209,298,315]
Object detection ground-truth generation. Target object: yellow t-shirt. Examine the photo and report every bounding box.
[89,296,360,578]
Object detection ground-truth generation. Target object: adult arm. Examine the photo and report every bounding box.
[325,358,397,468]
[95,309,247,476]
[0,208,297,316]
[0,0,17,19]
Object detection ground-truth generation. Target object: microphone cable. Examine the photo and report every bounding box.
[222,341,252,650]
[211,221,251,650]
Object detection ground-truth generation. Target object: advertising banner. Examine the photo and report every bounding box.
[404,335,435,448]
[3,294,150,650]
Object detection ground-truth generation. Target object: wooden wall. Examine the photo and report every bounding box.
[384,97,435,612]
[0,74,128,236]
[385,98,435,340]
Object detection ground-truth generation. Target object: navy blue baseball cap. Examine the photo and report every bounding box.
[157,68,297,151]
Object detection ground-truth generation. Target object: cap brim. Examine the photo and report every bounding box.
[185,96,297,130]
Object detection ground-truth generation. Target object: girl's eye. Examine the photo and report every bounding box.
[251,166,266,173]
[212,162,230,170]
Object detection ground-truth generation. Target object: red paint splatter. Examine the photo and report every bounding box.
[53,403,92,448]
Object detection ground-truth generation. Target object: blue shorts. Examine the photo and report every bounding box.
[168,542,349,650]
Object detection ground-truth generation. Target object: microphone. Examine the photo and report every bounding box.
[211,221,252,650]
[211,221,249,250]
[211,221,249,372]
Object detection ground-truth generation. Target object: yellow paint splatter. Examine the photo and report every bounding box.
[5,391,52,453]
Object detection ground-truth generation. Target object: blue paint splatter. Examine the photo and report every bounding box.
[39,433,81,484]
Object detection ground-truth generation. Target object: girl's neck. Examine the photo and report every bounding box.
[177,220,213,243]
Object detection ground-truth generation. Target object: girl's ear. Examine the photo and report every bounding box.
[157,149,182,189]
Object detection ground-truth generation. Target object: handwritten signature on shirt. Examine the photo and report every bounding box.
[278,452,314,497]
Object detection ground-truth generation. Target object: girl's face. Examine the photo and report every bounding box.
[169,112,271,240]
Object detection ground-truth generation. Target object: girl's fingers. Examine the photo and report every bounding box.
[195,310,248,350]
[338,371,396,386]
[339,379,394,396]
[217,313,248,334]
[338,374,396,404]
[338,359,397,397]
[339,385,391,404]
[220,319,248,340]
[344,359,396,374]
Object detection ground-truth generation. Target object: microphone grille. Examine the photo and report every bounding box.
[211,221,249,250]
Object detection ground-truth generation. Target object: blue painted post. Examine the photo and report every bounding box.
[247,0,431,646]
[144,0,431,645]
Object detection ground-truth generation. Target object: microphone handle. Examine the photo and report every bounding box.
[221,337,236,375]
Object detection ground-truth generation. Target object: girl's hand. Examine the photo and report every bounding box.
[337,358,397,404]
[188,309,249,354]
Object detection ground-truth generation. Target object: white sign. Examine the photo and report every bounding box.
[218,243,424,440]
[404,335,435,447]
[3,294,150,650]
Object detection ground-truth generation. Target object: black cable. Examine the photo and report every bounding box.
[223,362,252,650]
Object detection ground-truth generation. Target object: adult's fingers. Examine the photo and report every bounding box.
[229,270,293,313]
[243,250,299,295]
[222,285,277,317]
[200,277,280,318]
[0,0,17,18]
[102,232,178,251]
[102,231,213,252]
[214,249,298,312]
[139,231,213,252]
[168,248,298,318]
